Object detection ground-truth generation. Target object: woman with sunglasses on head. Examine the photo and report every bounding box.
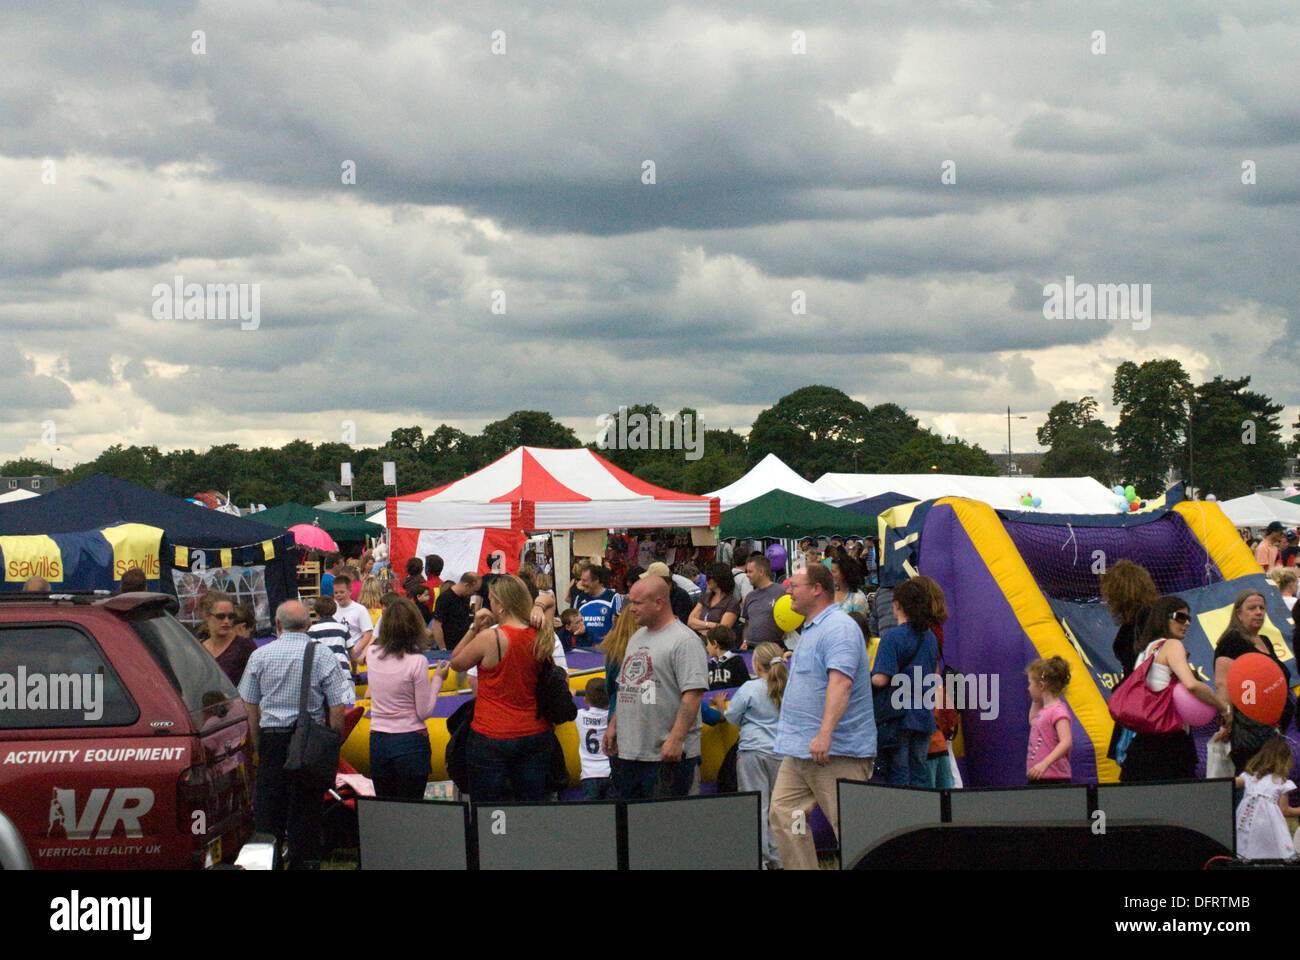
[1119,595,1229,782]
[199,590,259,687]
[1214,588,1293,773]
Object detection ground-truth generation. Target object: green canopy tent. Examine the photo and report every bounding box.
[718,489,879,540]
[249,502,383,541]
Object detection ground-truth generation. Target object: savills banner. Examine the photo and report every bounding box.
[0,524,168,591]
[0,535,65,583]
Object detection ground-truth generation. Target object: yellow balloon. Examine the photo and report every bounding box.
[773,593,805,632]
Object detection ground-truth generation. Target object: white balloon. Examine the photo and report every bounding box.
[1206,493,1217,502]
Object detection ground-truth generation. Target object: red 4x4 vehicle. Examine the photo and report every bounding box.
[0,592,253,869]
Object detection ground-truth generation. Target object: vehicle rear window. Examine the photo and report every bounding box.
[0,625,139,729]
[130,612,240,714]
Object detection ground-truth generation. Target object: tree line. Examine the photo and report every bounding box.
[1036,361,1287,499]
[1,365,1287,505]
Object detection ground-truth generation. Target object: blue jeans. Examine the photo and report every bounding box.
[466,729,554,803]
[879,729,931,787]
[609,757,700,800]
[581,777,611,800]
[927,749,955,789]
[370,730,431,800]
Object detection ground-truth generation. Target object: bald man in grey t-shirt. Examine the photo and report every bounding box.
[604,577,708,799]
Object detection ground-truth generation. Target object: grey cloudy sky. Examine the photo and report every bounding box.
[2,0,1297,469]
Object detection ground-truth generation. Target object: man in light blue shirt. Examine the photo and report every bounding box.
[239,600,353,870]
[770,563,876,870]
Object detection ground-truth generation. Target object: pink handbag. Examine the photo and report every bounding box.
[1107,641,1183,736]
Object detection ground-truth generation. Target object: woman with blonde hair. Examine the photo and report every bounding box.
[717,641,787,868]
[359,576,385,622]
[1268,566,1297,612]
[598,609,638,707]
[450,574,558,801]
[343,563,363,602]
[1214,587,1292,773]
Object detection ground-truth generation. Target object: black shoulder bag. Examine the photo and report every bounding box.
[284,641,342,783]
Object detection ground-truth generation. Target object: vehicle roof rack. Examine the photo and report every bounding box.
[0,591,178,615]
[0,591,114,604]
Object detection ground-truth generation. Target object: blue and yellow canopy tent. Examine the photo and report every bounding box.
[0,474,297,611]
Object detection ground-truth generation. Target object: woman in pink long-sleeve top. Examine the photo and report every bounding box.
[365,598,450,799]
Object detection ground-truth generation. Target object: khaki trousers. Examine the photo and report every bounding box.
[769,755,874,870]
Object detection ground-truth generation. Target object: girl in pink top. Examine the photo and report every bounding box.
[1026,656,1072,783]
[366,598,450,799]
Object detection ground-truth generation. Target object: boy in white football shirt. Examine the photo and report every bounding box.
[578,678,611,800]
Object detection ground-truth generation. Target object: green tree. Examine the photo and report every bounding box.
[389,426,425,451]
[1112,359,1194,497]
[1038,424,1119,484]
[747,386,872,479]
[1037,397,1101,448]
[857,403,923,473]
[1036,397,1118,483]
[0,458,64,478]
[67,444,167,489]
[1185,376,1285,500]
[883,432,999,475]
[479,411,580,462]
[591,404,663,474]
[419,424,484,486]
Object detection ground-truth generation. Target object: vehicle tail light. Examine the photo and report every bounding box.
[177,764,212,838]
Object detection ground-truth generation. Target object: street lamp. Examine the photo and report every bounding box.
[1007,407,1028,475]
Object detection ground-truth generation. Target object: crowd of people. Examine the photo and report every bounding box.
[145,524,1299,869]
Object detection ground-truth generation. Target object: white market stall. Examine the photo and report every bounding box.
[1217,493,1300,530]
[814,472,1122,514]
[706,453,862,512]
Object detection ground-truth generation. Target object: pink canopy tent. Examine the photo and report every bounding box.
[386,447,720,582]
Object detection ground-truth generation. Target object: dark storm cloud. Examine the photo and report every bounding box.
[1,0,1298,461]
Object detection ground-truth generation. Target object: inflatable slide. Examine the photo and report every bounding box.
[886,494,1296,786]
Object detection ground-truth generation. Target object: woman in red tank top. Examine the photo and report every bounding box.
[449,573,558,802]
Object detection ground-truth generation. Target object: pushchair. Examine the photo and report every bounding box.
[320,704,372,857]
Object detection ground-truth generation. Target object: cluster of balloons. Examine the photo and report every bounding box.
[1113,484,1144,513]
[1018,492,1042,508]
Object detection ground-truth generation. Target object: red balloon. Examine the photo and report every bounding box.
[1227,652,1287,725]
[1128,501,1140,511]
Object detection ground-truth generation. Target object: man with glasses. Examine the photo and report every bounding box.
[768,563,876,869]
